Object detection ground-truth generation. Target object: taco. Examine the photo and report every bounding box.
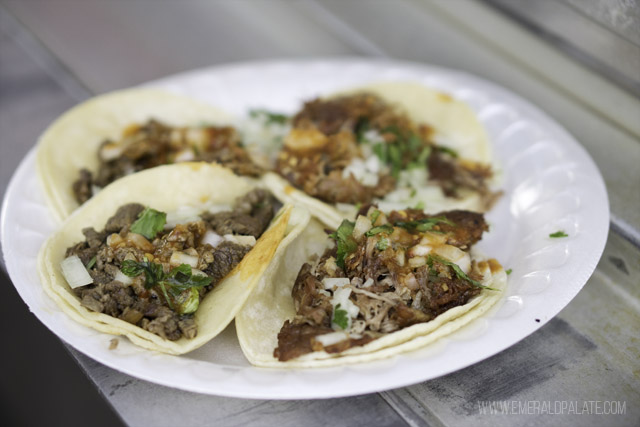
[260,82,500,229]
[236,206,505,367]
[37,88,262,221]
[38,163,309,355]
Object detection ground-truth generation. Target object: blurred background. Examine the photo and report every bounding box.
[1,1,638,426]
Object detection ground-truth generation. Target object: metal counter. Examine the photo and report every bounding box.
[1,1,638,426]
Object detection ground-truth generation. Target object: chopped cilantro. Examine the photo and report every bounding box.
[121,259,164,288]
[372,143,389,164]
[354,118,370,142]
[414,201,425,210]
[332,304,349,330]
[436,145,459,158]
[407,146,431,170]
[410,188,417,198]
[394,216,454,232]
[365,224,394,237]
[370,210,381,225]
[85,256,97,270]
[428,255,498,290]
[249,109,289,125]
[130,207,166,240]
[121,260,213,313]
[506,268,513,275]
[549,230,568,238]
[376,236,390,251]
[388,144,402,178]
[329,220,357,268]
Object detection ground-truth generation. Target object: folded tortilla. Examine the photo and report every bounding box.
[236,217,506,367]
[38,163,310,355]
[37,88,232,222]
[263,81,498,229]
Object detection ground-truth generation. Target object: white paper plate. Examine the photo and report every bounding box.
[1,58,609,399]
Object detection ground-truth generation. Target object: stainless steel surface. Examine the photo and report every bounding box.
[484,0,640,98]
[1,1,638,426]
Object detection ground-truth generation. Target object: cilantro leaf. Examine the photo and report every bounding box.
[130,207,167,240]
[372,143,389,164]
[163,264,213,294]
[370,210,381,224]
[428,255,498,290]
[354,118,370,142]
[332,304,349,330]
[121,259,164,288]
[121,260,212,295]
[436,145,459,158]
[329,220,357,269]
[85,256,97,270]
[365,224,394,237]
[506,268,513,275]
[549,231,568,238]
[249,109,289,125]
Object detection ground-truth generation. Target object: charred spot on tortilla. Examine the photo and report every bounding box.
[274,207,500,362]
[274,92,498,209]
[72,119,263,204]
[61,188,276,341]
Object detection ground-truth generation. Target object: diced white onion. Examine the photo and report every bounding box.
[352,215,372,240]
[433,245,471,273]
[173,148,196,163]
[99,143,124,161]
[114,270,133,286]
[322,277,350,289]
[170,251,199,268]
[186,128,208,148]
[362,278,374,288]
[363,129,384,143]
[60,255,93,289]
[408,256,427,268]
[409,244,432,257]
[126,233,154,251]
[314,331,350,347]
[332,288,359,320]
[403,273,419,290]
[342,157,380,187]
[165,206,202,228]
[396,249,406,267]
[420,233,447,246]
[202,230,224,248]
[91,185,102,197]
[224,234,256,247]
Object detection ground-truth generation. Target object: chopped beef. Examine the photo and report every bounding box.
[65,189,275,341]
[104,203,145,233]
[202,188,276,238]
[281,92,498,209]
[71,120,263,204]
[203,242,251,284]
[73,169,94,204]
[386,209,488,249]
[292,93,414,136]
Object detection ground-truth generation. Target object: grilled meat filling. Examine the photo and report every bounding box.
[72,120,262,204]
[276,93,495,207]
[274,208,489,361]
[66,189,276,341]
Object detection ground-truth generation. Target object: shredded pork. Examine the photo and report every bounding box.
[274,208,490,361]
